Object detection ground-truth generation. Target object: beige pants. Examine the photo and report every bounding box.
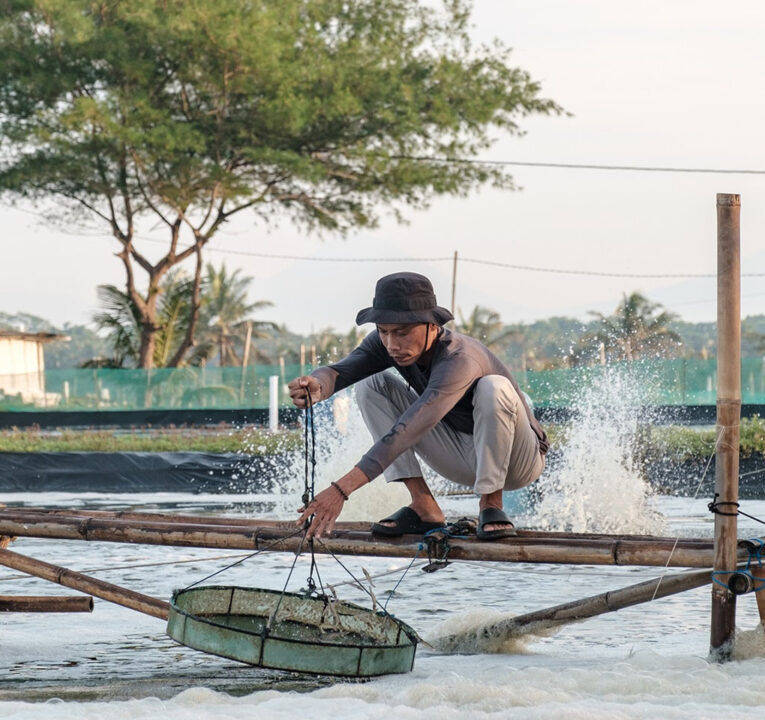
[355,372,545,494]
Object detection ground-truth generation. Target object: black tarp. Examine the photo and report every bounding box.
[0,452,291,493]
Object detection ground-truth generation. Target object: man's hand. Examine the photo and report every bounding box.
[287,375,322,408]
[297,468,370,540]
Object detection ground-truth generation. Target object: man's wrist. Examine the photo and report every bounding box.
[336,467,370,498]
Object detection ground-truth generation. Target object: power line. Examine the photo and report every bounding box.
[199,242,765,279]
[458,257,723,279]
[395,155,765,175]
[57,234,765,280]
[204,247,453,263]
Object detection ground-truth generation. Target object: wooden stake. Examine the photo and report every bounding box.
[0,548,169,620]
[0,595,93,613]
[711,193,741,660]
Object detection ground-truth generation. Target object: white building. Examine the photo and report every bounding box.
[0,331,68,406]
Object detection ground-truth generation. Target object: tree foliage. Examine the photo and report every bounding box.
[571,292,682,364]
[456,305,519,351]
[195,263,276,367]
[0,0,562,367]
[91,264,274,367]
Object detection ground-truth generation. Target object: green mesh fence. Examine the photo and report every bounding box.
[1,358,765,412]
[520,357,765,407]
[0,364,308,411]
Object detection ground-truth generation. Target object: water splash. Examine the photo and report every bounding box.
[427,608,561,654]
[239,391,410,521]
[734,624,765,659]
[531,364,667,535]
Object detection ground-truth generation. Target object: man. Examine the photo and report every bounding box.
[289,272,548,541]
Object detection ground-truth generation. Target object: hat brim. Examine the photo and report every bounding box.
[355,306,454,326]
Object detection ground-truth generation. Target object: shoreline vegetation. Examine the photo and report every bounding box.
[0,418,763,460]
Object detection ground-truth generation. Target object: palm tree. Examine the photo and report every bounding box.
[587,292,682,362]
[457,305,520,352]
[92,285,142,367]
[91,271,196,367]
[312,326,367,364]
[196,263,276,367]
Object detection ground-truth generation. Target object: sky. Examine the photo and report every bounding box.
[3,0,765,336]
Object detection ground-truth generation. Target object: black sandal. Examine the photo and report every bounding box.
[476,507,516,540]
[371,507,445,537]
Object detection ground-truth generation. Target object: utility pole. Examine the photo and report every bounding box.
[450,250,458,322]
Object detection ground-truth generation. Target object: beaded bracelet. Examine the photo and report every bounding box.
[330,481,349,501]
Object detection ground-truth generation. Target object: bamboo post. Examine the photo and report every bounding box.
[433,566,725,653]
[750,565,765,624]
[238,320,253,402]
[0,548,169,620]
[711,193,741,660]
[268,375,279,431]
[0,595,93,613]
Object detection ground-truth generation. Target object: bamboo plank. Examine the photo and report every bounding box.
[2,508,715,544]
[0,509,755,568]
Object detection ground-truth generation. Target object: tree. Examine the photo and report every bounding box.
[312,326,367,364]
[0,0,561,368]
[456,305,519,353]
[92,270,195,367]
[196,263,275,366]
[92,263,274,367]
[572,292,682,364]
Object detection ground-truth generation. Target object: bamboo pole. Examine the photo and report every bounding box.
[0,595,93,613]
[0,549,169,620]
[711,192,741,660]
[0,507,718,544]
[0,510,756,568]
[433,566,723,653]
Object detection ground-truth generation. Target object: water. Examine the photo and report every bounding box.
[533,366,667,535]
[2,379,765,717]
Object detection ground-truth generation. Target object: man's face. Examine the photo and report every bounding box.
[376,323,435,366]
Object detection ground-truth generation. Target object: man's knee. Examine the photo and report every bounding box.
[355,373,395,404]
[473,375,521,415]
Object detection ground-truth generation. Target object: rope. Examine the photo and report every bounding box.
[183,529,304,590]
[0,551,256,583]
[382,547,422,612]
[315,538,403,623]
[650,424,726,601]
[712,538,765,593]
[709,494,765,527]
[268,533,308,630]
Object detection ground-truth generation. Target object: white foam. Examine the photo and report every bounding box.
[268,396,412,522]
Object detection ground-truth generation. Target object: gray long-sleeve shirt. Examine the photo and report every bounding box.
[311,328,548,481]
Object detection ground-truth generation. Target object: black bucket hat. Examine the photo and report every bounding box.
[356,272,454,326]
